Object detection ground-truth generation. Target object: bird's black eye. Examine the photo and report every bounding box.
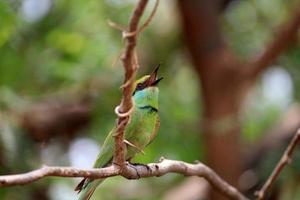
[133,82,146,96]
[136,83,143,90]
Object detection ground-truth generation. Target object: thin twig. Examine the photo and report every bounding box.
[108,0,159,38]
[113,0,150,168]
[255,128,300,200]
[107,20,127,32]
[247,7,300,79]
[0,159,248,200]
[123,0,159,38]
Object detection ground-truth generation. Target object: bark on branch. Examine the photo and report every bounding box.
[113,0,149,167]
[113,0,160,168]
[0,159,248,200]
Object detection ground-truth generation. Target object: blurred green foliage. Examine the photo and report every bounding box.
[1,0,300,199]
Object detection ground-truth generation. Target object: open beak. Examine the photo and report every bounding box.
[148,64,163,86]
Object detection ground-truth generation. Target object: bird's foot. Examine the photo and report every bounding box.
[126,162,141,179]
[131,162,152,172]
[125,162,153,179]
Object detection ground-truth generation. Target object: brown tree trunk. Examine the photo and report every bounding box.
[178,1,247,199]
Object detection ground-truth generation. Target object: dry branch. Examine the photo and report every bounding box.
[255,128,300,200]
[0,159,248,200]
[113,0,149,167]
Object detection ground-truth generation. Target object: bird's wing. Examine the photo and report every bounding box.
[75,128,115,194]
[148,117,160,146]
[93,128,115,168]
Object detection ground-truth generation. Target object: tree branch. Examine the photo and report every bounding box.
[113,0,149,167]
[247,6,300,79]
[255,128,300,200]
[0,158,248,200]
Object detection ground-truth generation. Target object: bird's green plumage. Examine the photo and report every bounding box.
[76,69,161,200]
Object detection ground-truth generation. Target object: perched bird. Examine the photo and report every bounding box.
[75,66,163,200]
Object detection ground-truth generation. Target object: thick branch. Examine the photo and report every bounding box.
[113,0,149,167]
[256,128,300,200]
[0,159,248,200]
[248,7,300,78]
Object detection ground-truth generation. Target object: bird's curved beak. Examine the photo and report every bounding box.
[148,64,163,86]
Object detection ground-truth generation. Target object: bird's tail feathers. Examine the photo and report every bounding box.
[76,178,105,200]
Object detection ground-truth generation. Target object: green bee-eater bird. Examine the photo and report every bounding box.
[75,66,163,200]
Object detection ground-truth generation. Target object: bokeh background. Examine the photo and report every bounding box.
[1,0,300,199]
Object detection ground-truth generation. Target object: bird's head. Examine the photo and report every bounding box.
[133,65,163,107]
